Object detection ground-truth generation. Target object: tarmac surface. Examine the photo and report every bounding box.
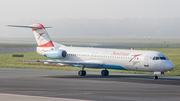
[0,68,180,101]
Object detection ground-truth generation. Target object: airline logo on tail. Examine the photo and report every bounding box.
[38,32,45,39]
[8,23,54,47]
[31,23,54,47]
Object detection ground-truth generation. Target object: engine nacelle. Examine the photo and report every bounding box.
[43,49,67,59]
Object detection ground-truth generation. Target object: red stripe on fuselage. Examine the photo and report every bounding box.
[129,54,142,62]
[38,41,54,47]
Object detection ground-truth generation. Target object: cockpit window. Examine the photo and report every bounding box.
[159,54,169,60]
[160,57,166,60]
[153,56,167,60]
[156,57,160,60]
[153,57,160,60]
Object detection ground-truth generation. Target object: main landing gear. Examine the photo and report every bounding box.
[78,66,109,77]
[78,66,86,76]
[101,69,109,76]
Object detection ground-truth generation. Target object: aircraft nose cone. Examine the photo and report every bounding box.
[166,61,174,71]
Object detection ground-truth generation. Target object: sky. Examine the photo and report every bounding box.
[0,0,180,38]
[1,0,180,20]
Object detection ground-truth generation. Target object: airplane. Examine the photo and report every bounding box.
[8,23,174,80]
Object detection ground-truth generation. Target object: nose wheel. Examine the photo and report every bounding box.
[153,75,158,80]
[101,69,109,76]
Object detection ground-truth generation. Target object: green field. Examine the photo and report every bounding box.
[0,46,180,75]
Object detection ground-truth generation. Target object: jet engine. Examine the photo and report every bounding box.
[43,49,67,59]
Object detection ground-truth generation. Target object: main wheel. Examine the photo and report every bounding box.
[78,70,86,76]
[153,75,158,80]
[101,70,109,76]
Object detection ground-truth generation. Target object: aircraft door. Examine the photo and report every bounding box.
[144,56,149,67]
[152,56,159,71]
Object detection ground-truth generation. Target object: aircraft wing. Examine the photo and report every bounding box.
[22,60,104,66]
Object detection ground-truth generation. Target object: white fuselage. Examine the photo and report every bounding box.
[48,46,174,72]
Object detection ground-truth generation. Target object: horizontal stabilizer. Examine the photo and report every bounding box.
[7,25,52,29]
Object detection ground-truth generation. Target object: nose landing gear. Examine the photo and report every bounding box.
[101,69,109,76]
[153,75,158,80]
[153,72,161,80]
